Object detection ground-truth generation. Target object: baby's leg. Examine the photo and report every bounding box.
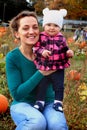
[34,76,50,112]
[51,69,64,112]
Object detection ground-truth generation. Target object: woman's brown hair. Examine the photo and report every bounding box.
[9,10,38,34]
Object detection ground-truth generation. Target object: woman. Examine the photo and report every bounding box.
[6,10,68,130]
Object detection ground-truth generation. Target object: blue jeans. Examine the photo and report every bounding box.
[10,102,68,130]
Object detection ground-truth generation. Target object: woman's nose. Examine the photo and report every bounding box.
[29,28,34,33]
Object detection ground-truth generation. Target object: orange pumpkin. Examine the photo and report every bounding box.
[0,94,9,113]
[74,71,81,80]
[78,42,86,49]
[67,70,76,80]
[67,70,81,81]
[0,27,7,37]
[67,37,74,44]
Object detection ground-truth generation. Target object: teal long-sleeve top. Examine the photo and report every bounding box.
[6,47,54,106]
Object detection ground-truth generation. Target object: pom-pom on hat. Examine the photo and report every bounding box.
[42,8,67,29]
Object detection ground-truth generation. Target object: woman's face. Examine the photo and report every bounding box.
[15,16,39,46]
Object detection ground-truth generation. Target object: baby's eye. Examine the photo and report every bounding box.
[54,24,58,27]
[47,24,51,26]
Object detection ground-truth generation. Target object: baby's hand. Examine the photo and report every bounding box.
[66,50,74,58]
[42,50,51,58]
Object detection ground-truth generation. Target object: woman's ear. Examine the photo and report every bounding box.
[14,31,20,39]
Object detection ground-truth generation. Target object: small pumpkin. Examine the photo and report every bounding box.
[67,37,74,44]
[0,94,9,113]
[67,70,76,80]
[78,41,86,49]
[67,70,81,81]
[0,27,7,37]
[74,71,81,80]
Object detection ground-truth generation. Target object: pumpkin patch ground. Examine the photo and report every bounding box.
[0,28,87,130]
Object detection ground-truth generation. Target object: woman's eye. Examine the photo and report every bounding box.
[23,28,28,30]
[22,26,38,31]
[33,26,39,30]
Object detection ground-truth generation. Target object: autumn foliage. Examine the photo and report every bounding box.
[35,0,87,20]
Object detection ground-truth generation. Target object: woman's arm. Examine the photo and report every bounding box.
[6,52,44,101]
[6,51,55,101]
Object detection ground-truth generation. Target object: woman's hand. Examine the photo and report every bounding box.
[39,70,56,76]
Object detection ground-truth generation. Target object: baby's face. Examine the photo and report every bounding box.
[44,23,60,36]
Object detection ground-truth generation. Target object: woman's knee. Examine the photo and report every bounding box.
[48,122,68,130]
[11,108,46,130]
[15,115,46,130]
[31,115,46,130]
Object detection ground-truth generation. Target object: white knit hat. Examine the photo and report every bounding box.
[42,8,67,29]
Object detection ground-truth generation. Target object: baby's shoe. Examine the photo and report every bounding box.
[53,102,63,113]
[34,101,44,112]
